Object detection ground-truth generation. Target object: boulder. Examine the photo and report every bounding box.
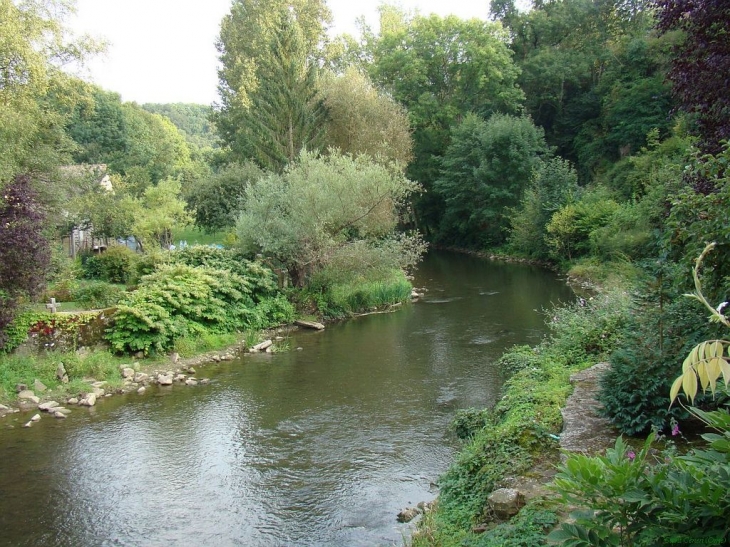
[122,367,135,379]
[252,340,273,351]
[488,488,525,520]
[34,379,47,393]
[38,401,59,412]
[397,507,420,523]
[185,379,198,386]
[15,383,27,393]
[134,372,149,384]
[137,386,146,395]
[17,390,36,400]
[53,411,67,419]
[199,378,210,385]
[157,374,173,386]
[80,393,97,407]
[67,398,79,405]
[170,352,180,364]
[30,413,41,422]
[56,363,67,381]
[91,387,105,398]
[186,367,196,375]
[174,374,186,382]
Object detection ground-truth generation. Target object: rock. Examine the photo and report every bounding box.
[170,352,180,363]
[91,381,106,388]
[294,320,325,331]
[199,378,210,385]
[23,421,33,428]
[80,393,97,407]
[296,347,303,351]
[212,354,221,362]
[137,386,146,395]
[0,404,8,411]
[186,367,196,375]
[17,390,36,400]
[53,411,67,419]
[174,374,186,382]
[397,507,420,523]
[38,401,59,412]
[157,374,173,386]
[275,336,284,341]
[185,379,198,386]
[248,348,259,354]
[53,407,71,415]
[91,387,105,398]
[252,340,273,351]
[488,488,525,520]
[417,501,435,514]
[67,398,79,405]
[134,351,145,359]
[15,383,27,393]
[265,347,273,353]
[410,290,420,299]
[134,372,149,384]
[31,413,41,422]
[122,367,135,379]
[56,363,67,381]
[221,354,233,361]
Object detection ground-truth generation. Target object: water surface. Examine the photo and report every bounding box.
[0,251,573,546]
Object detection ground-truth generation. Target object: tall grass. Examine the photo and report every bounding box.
[326,271,412,315]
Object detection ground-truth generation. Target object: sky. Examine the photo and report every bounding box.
[67,0,495,105]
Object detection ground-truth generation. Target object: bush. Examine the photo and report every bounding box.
[71,280,126,309]
[80,245,139,284]
[497,345,542,377]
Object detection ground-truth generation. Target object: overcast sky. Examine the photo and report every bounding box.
[68,0,494,105]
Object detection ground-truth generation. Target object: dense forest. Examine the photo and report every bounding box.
[1,0,729,545]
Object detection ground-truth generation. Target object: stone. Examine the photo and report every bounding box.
[38,401,59,412]
[56,363,67,381]
[212,354,221,362]
[133,372,149,384]
[23,421,33,428]
[34,379,47,393]
[410,290,420,299]
[185,379,198,386]
[488,488,525,520]
[0,404,8,411]
[221,354,233,361]
[294,320,325,331]
[157,374,173,386]
[134,351,145,359]
[68,398,79,405]
[122,367,135,379]
[15,383,28,393]
[296,347,303,351]
[30,413,41,422]
[186,367,196,375]
[275,336,284,341]
[137,387,146,395]
[91,387,105,397]
[53,407,71,415]
[17,390,36,400]
[170,352,180,364]
[53,411,67,419]
[81,393,97,407]
[91,381,106,388]
[199,378,210,385]
[397,507,420,523]
[174,374,186,382]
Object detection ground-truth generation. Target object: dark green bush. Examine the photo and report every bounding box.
[450,408,494,440]
[497,345,542,377]
[80,245,139,284]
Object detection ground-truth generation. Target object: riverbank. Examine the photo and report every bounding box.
[410,288,632,546]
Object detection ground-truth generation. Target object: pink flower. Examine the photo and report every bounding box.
[672,423,680,436]
[627,450,636,461]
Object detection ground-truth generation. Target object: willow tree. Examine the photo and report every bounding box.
[215,0,331,170]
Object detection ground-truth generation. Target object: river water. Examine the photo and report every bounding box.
[0,251,573,547]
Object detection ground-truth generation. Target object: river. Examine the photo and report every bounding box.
[0,251,573,547]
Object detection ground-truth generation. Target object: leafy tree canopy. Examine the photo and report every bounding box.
[236,150,422,287]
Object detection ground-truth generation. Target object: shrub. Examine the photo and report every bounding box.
[106,264,260,354]
[497,345,542,377]
[71,280,126,309]
[80,245,139,284]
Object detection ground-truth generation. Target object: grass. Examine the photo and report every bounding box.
[323,270,412,317]
[172,227,229,247]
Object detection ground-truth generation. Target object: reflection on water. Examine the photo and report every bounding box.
[0,251,573,546]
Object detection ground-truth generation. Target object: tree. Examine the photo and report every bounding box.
[367,12,524,236]
[653,0,730,156]
[215,0,331,167]
[236,151,422,287]
[132,178,192,250]
[434,113,550,247]
[319,67,413,169]
[0,175,51,348]
[187,162,264,233]
[0,0,101,185]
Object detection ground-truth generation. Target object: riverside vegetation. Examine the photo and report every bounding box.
[1,0,730,545]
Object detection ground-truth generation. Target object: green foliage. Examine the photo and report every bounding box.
[236,150,423,287]
[466,503,559,547]
[172,331,238,358]
[550,431,730,547]
[450,408,493,440]
[497,345,543,377]
[80,246,139,284]
[435,113,550,248]
[69,280,126,309]
[141,103,218,150]
[317,270,412,317]
[186,162,264,233]
[509,157,579,259]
